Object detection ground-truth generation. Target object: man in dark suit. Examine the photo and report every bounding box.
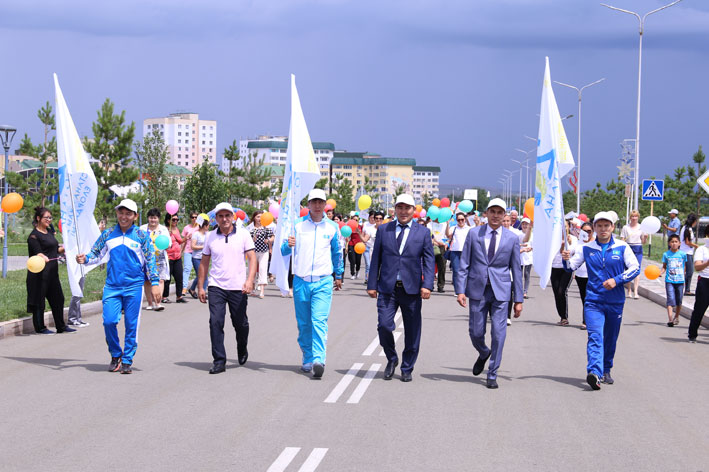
[367,194,436,382]
[454,198,523,389]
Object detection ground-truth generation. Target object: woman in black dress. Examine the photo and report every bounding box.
[26,207,74,334]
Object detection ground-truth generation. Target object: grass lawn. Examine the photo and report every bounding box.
[0,264,106,323]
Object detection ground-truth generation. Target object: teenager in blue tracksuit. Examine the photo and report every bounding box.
[77,199,161,374]
[281,189,344,378]
[563,211,639,390]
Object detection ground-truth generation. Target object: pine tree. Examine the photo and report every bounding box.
[183,157,228,213]
[134,129,179,217]
[331,175,355,215]
[220,141,273,212]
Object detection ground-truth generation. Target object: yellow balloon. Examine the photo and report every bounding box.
[358,195,372,211]
[27,255,46,273]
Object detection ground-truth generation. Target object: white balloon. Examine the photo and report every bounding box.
[640,215,661,234]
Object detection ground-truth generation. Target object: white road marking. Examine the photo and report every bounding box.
[297,448,329,472]
[394,310,402,322]
[346,363,381,404]
[378,331,401,356]
[324,363,363,403]
[267,447,301,472]
[361,336,379,356]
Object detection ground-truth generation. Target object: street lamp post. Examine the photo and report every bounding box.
[515,148,535,200]
[1,125,18,278]
[553,78,605,214]
[601,0,682,211]
[510,159,524,210]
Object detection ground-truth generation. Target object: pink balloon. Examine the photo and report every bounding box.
[420,209,426,218]
[269,202,279,219]
[165,200,179,215]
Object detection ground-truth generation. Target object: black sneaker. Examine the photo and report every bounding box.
[689,337,697,343]
[312,362,325,379]
[586,373,601,390]
[37,328,56,335]
[176,297,188,304]
[601,372,614,385]
[109,357,122,372]
[57,326,77,333]
[120,363,132,374]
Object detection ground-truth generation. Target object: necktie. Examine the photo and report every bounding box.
[397,224,408,252]
[488,229,497,261]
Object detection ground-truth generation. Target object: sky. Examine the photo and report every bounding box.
[1,0,708,194]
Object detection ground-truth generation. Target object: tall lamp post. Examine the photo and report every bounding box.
[1,125,17,278]
[498,178,507,204]
[510,159,524,210]
[553,78,605,214]
[601,0,682,211]
[515,148,535,200]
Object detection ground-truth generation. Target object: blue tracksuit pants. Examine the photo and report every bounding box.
[585,301,623,378]
[103,285,143,365]
[293,276,333,365]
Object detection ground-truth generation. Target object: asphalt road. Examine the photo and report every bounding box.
[1,273,708,471]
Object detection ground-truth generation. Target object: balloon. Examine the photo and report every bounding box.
[440,197,450,208]
[640,216,661,234]
[58,219,62,233]
[338,221,345,229]
[154,234,170,250]
[326,199,337,209]
[427,206,440,220]
[644,265,661,280]
[524,198,534,221]
[340,225,352,238]
[235,210,246,221]
[27,255,46,273]
[419,209,426,218]
[458,200,474,213]
[354,242,366,254]
[269,202,279,219]
[1,192,23,213]
[415,205,422,213]
[383,218,391,223]
[261,212,274,227]
[358,195,372,211]
[347,219,359,231]
[578,213,588,222]
[324,204,333,211]
[300,208,309,217]
[437,207,453,223]
[414,212,420,218]
[165,200,179,215]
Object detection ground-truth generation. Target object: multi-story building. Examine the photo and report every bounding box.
[412,166,441,203]
[142,113,217,170]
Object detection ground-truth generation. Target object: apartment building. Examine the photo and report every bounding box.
[142,113,217,170]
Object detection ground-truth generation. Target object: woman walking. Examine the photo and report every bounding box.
[188,217,210,298]
[680,213,699,296]
[163,213,188,304]
[26,207,74,334]
[550,221,577,325]
[250,211,275,298]
[181,211,199,297]
[139,208,169,311]
[620,210,647,299]
[347,215,362,279]
[446,212,471,289]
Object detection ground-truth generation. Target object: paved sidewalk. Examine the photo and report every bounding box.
[0,256,28,271]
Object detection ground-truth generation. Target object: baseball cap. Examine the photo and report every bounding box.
[213,202,233,215]
[395,194,415,207]
[114,199,138,213]
[486,198,507,211]
[669,209,678,214]
[308,189,327,201]
[593,211,617,224]
[521,217,531,224]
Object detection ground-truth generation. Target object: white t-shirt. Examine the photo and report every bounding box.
[571,239,588,277]
[364,224,377,249]
[552,235,577,268]
[680,226,695,255]
[694,245,709,277]
[521,233,533,266]
[621,224,645,245]
[449,225,471,252]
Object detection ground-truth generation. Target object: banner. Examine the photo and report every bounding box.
[533,58,575,289]
[55,73,103,297]
[270,74,321,294]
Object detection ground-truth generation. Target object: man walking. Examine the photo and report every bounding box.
[367,194,435,382]
[198,203,257,374]
[77,199,161,374]
[282,189,344,378]
[454,198,523,389]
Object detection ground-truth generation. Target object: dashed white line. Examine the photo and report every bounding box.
[267,447,301,472]
[323,363,363,403]
[361,336,379,356]
[297,448,329,472]
[346,363,381,404]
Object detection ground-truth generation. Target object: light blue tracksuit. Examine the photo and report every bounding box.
[565,237,639,377]
[84,225,159,365]
[281,215,344,365]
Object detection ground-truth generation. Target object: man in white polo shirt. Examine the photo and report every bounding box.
[197,202,257,374]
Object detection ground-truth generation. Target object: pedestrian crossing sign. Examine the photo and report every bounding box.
[641,179,664,201]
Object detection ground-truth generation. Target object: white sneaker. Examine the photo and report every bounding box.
[144,305,154,311]
[507,318,512,326]
[77,321,90,327]
[355,271,360,279]
[350,275,356,280]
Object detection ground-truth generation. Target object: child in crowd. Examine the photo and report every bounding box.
[662,234,687,327]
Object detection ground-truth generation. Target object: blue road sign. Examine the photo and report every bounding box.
[641,179,664,201]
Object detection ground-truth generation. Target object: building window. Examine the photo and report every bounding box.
[210,126,213,130]
[178,139,181,143]
[202,140,206,145]
[178,124,182,129]
[178,132,181,136]
[202,126,206,130]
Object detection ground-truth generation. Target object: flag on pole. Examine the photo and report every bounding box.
[55,73,103,297]
[532,57,575,289]
[270,74,321,294]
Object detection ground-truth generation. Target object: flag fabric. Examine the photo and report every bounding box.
[533,58,575,289]
[270,74,321,294]
[55,73,103,297]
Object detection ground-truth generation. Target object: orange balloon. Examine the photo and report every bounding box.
[354,242,366,254]
[1,192,24,213]
[432,198,441,207]
[415,204,422,213]
[326,199,337,209]
[524,198,534,221]
[260,211,274,227]
[644,265,661,280]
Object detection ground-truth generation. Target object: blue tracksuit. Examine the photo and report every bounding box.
[281,215,344,365]
[565,237,639,377]
[84,224,159,365]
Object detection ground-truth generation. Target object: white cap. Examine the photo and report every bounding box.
[213,202,234,215]
[308,189,327,201]
[593,211,618,225]
[395,194,415,207]
[669,209,678,214]
[521,217,531,224]
[114,198,138,213]
[487,198,507,211]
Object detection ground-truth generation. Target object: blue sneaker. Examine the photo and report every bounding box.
[300,363,313,373]
[601,372,614,385]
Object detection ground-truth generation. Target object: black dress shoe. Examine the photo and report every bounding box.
[473,352,491,376]
[486,378,498,389]
[437,288,445,293]
[238,350,248,365]
[401,371,412,382]
[384,359,398,380]
[209,363,226,374]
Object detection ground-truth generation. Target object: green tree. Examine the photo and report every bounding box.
[692,145,706,215]
[331,175,355,215]
[392,184,406,204]
[220,141,273,211]
[133,129,179,217]
[84,99,137,221]
[421,191,433,209]
[363,176,380,208]
[182,157,228,213]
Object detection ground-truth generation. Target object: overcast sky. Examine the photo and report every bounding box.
[1,0,707,192]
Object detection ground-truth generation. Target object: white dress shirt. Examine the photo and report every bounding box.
[484,225,502,257]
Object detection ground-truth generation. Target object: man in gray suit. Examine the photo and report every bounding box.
[454,198,523,389]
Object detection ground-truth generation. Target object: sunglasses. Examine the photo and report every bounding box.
[172,218,179,221]
[457,218,465,222]
[190,216,197,219]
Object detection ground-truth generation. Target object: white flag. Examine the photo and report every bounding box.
[532,58,575,289]
[270,74,322,294]
[55,73,103,297]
